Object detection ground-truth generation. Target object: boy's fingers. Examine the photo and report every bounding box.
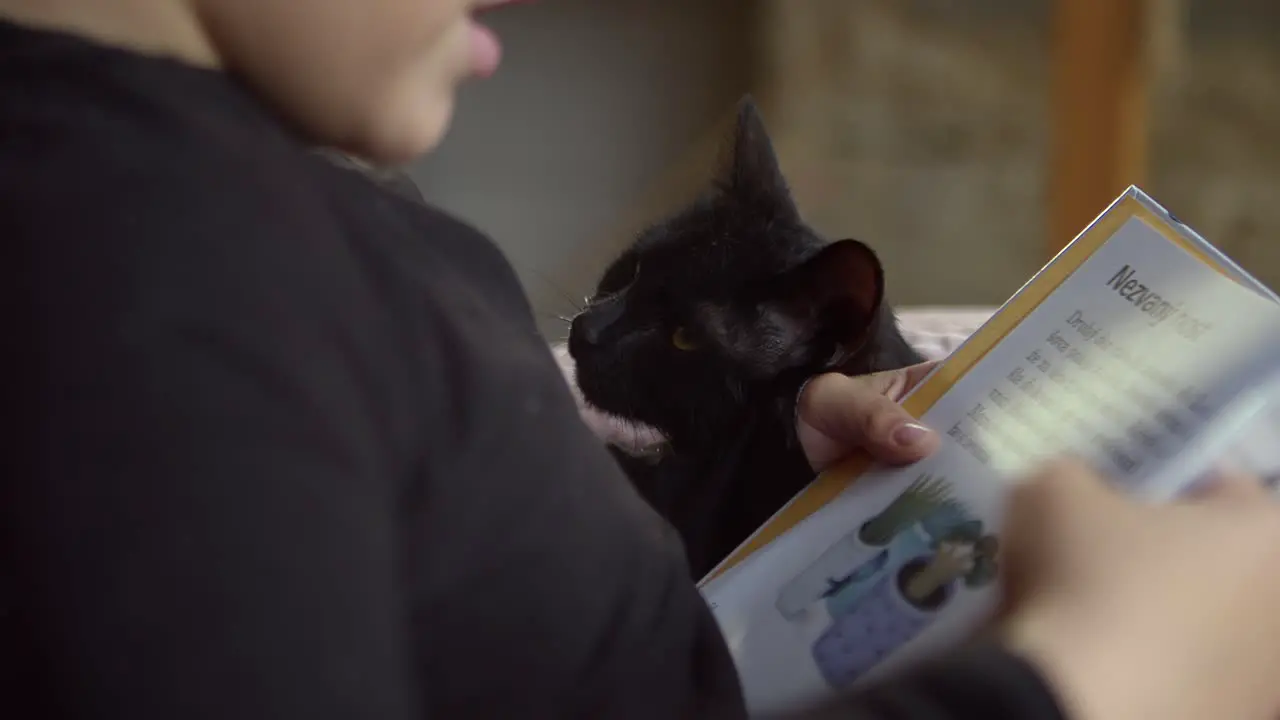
[1011,458,1121,517]
[999,459,1119,600]
[857,361,940,403]
[1182,470,1268,504]
[797,368,940,469]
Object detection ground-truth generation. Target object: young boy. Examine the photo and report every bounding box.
[8,2,1280,720]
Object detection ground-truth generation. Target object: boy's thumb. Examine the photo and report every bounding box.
[998,459,1119,609]
[1181,470,1268,505]
[1011,458,1124,522]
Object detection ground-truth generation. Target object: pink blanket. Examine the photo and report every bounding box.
[553,307,995,452]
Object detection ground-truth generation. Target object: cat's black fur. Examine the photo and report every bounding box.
[569,98,924,579]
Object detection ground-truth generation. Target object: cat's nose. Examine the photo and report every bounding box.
[567,314,601,360]
[568,314,594,349]
[569,312,605,349]
[569,296,624,351]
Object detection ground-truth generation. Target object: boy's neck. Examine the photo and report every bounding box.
[0,0,220,68]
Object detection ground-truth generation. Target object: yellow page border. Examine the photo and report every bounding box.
[700,191,1235,586]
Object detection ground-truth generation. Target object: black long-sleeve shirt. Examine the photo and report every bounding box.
[0,19,1067,720]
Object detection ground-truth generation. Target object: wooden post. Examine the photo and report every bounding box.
[1046,0,1150,254]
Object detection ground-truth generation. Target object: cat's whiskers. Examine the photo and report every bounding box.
[535,310,577,339]
[510,259,586,316]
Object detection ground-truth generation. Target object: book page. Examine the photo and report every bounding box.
[700,195,1280,715]
[1178,375,1280,497]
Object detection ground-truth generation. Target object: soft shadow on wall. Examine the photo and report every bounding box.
[410,0,752,339]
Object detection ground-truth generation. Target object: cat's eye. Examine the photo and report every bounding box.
[672,327,698,351]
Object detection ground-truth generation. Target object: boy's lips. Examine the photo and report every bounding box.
[467,20,502,78]
[469,0,530,78]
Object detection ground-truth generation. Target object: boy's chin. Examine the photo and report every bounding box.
[340,99,456,167]
[327,99,458,166]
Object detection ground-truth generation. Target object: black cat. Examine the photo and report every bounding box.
[569,97,924,579]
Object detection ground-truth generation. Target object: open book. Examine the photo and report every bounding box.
[698,186,1280,715]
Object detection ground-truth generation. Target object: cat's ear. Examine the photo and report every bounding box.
[715,96,799,221]
[767,238,885,357]
[695,239,884,378]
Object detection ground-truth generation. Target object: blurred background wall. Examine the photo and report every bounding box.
[411,0,1280,338]
[410,0,752,337]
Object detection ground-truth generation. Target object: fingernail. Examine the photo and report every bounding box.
[892,422,931,448]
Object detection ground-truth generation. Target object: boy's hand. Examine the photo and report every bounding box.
[999,459,1280,720]
[796,362,941,472]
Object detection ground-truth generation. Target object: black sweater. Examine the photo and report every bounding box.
[0,20,1066,720]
